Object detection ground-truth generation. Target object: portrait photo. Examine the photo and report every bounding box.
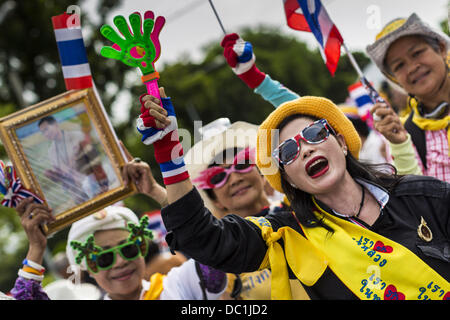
[0,88,136,234]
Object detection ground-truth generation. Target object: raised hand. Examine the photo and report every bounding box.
[137,87,178,145]
[221,33,265,88]
[371,102,408,144]
[100,11,165,76]
[135,88,189,186]
[119,141,168,206]
[16,197,55,264]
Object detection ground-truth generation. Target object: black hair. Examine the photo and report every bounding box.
[277,113,401,231]
[38,115,57,127]
[347,117,370,139]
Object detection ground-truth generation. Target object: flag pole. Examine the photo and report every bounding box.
[342,42,384,104]
[208,0,227,35]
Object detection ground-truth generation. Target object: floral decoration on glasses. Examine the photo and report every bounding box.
[70,215,153,273]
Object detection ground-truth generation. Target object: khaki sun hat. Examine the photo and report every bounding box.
[185,119,259,217]
[256,96,361,194]
[366,13,449,78]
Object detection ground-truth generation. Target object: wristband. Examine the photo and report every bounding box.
[23,266,44,276]
[18,269,44,282]
[139,96,189,185]
[22,259,45,274]
[159,157,190,185]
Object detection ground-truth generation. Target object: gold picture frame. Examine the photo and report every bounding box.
[0,88,136,235]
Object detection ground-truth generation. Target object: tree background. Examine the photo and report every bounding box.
[0,0,447,292]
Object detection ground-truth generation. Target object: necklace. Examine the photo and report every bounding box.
[355,184,365,218]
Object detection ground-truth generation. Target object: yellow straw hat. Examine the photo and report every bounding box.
[256,96,361,193]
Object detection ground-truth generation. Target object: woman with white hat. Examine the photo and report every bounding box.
[10,198,226,300]
[140,90,449,300]
[366,13,450,181]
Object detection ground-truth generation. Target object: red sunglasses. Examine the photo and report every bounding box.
[273,119,336,166]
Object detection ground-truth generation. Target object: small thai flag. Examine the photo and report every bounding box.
[52,13,92,90]
[348,81,373,119]
[283,0,343,76]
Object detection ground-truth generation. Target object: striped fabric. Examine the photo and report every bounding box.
[284,0,343,76]
[52,13,92,90]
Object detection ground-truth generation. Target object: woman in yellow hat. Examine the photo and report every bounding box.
[366,13,449,181]
[143,89,449,300]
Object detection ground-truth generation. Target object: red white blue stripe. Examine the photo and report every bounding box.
[348,81,374,119]
[159,157,189,185]
[52,13,92,90]
[283,0,343,76]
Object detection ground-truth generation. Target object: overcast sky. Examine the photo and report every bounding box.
[84,0,448,66]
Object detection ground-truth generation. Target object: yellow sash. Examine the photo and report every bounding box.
[409,98,450,156]
[246,216,328,299]
[142,273,165,300]
[247,202,450,300]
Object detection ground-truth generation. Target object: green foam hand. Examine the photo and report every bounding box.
[100,11,165,76]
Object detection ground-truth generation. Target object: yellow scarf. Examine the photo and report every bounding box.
[142,273,165,300]
[409,98,450,156]
[246,216,328,299]
[247,201,450,300]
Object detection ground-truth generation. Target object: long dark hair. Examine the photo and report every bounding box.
[277,114,402,230]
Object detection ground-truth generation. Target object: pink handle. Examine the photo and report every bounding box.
[144,78,162,106]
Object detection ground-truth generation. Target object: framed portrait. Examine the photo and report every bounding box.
[0,88,136,235]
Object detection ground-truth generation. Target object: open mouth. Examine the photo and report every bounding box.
[305,157,329,178]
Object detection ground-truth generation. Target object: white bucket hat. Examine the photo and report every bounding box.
[184,119,259,217]
[366,13,449,78]
[66,205,139,270]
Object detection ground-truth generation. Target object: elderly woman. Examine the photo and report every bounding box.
[367,13,449,181]
[11,198,226,300]
[142,90,449,300]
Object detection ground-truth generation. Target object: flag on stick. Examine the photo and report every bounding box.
[283,0,343,76]
[52,13,93,90]
[348,81,374,120]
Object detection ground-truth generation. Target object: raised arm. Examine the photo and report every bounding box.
[134,88,268,273]
[221,33,299,108]
[136,87,193,204]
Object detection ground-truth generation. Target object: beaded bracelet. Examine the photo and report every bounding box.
[18,269,44,282]
[22,259,45,274]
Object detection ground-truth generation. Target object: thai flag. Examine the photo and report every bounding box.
[283,0,343,76]
[348,81,373,120]
[52,13,92,90]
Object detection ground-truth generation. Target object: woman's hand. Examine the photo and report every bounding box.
[371,102,408,144]
[120,141,168,207]
[16,197,55,264]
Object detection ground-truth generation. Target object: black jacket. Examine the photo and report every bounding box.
[161,175,450,299]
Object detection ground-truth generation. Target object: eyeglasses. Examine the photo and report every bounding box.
[193,147,255,189]
[272,119,335,166]
[90,240,146,273]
